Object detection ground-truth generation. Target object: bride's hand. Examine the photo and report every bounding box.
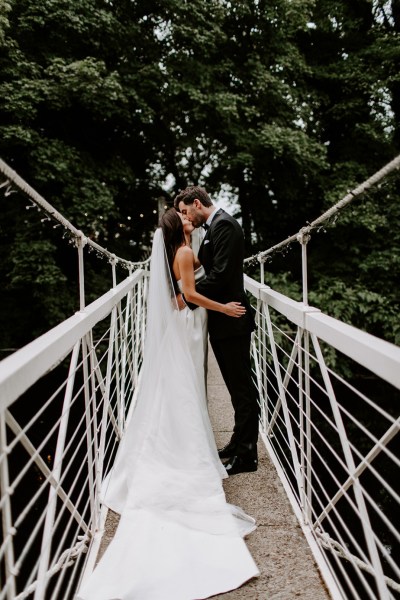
[224,302,246,318]
[176,293,187,311]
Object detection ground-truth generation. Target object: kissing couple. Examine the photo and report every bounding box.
[77,186,260,600]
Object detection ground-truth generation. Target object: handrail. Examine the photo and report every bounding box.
[0,269,149,600]
[0,270,145,412]
[244,275,400,389]
[245,274,400,599]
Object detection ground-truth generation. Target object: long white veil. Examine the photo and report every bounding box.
[102,228,232,520]
[143,227,179,351]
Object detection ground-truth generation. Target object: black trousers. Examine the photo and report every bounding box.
[210,332,259,456]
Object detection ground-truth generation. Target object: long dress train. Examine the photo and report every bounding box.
[77,230,259,600]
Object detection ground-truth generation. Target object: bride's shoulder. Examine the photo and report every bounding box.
[176,245,194,261]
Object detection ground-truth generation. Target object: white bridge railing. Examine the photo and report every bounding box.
[0,158,150,599]
[0,269,149,600]
[2,270,398,600]
[1,157,399,599]
[245,275,400,600]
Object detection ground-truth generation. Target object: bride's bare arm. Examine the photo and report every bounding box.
[176,247,245,318]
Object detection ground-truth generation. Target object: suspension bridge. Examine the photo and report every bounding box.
[0,156,399,600]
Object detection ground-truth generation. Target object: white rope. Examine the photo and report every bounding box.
[3,153,399,269]
[11,536,89,600]
[0,158,150,270]
[317,531,400,593]
[245,153,400,265]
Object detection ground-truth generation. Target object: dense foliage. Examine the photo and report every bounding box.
[0,0,399,350]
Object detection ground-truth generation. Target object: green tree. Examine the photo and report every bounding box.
[0,0,168,346]
[272,0,400,345]
[0,0,399,350]
[207,0,328,251]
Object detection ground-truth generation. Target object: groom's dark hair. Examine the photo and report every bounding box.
[174,186,212,210]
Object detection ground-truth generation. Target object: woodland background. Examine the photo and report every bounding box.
[0,0,399,351]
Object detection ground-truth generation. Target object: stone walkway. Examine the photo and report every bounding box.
[96,348,331,599]
[207,347,330,600]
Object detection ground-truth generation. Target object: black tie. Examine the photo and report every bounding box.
[203,223,209,231]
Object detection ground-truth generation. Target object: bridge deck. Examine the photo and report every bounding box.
[95,348,330,599]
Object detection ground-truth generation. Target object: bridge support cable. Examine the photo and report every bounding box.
[0,158,148,274]
[244,153,400,269]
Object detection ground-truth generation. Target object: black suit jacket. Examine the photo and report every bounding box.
[195,209,255,340]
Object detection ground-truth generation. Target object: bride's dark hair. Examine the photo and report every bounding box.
[159,208,185,293]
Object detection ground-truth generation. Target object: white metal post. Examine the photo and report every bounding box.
[33,342,80,600]
[117,301,127,432]
[114,307,122,437]
[263,304,304,502]
[253,299,268,431]
[87,331,100,528]
[0,412,16,600]
[121,291,132,428]
[261,300,268,431]
[298,327,306,519]
[111,256,117,289]
[132,287,138,389]
[297,229,310,307]
[304,330,312,522]
[81,335,96,534]
[140,277,147,354]
[76,233,87,311]
[97,305,118,488]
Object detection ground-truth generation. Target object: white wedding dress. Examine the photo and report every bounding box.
[77,230,259,600]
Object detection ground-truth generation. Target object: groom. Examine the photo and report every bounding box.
[174,186,259,475]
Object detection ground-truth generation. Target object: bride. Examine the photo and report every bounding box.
[77,209,259,600]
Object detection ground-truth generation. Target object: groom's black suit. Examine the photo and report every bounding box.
[196,209,259,457]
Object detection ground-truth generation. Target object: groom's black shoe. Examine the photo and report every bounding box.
[223,454,258,476]
[218,441,237,459]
